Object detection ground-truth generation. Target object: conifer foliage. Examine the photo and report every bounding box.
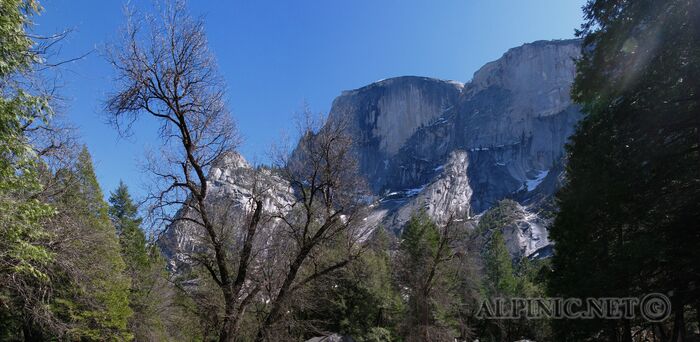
[549,0,700,340]
[109,181,172,340]
[395,213,462,341]
[0,0,56,338]
[50,147,132,339]
[2,0,698,340]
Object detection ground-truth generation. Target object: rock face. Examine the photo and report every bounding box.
[328,39,581,256]
[160,39,582,261]
[489,201,552,259]
[328,76,464,192]
[378,150,472,231]
[159,151,295,271]
[329,39,581,216]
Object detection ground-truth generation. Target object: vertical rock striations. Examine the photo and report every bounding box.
[326,39,581,257]
[328,39,581,216]
[160,39,583,262]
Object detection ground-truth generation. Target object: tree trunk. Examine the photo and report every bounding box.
[221,200,262,342]
[655,322,668,342]
[622,318,632,342]
[254,247,310,341]
[696,301,700,331]
[607,322,619,342]
[218,285,237,342]
[671,293,686,342]
[22,323,43,342]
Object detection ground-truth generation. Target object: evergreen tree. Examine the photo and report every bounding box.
[483,231,517,297]
[475,199,551,341]
[395,213,460,341]
[109,181,141,230]
[109,181,149,275]
[108,181,170,340]
[51,147,132,340]
[476,199,531,298]
[296,228,401,342]
[549,0,700,340]
[479,230,518,342]
[0,0,55,338]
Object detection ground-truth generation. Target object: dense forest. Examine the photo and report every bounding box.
[0,0,698,341]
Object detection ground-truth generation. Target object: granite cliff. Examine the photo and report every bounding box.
[161,39,582,262]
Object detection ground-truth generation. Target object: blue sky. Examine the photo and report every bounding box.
[34,0,585,198]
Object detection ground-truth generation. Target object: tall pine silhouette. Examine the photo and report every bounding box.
[109,181,170,340]
[549,1,700,340]
[51,147,132,339]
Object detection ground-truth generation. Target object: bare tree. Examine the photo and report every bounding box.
[104,1,264,340]
[255,112,372,341]
[105,2,373,340]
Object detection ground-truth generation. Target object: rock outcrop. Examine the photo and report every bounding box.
[330,39,580,256]
[159,151,295,271]
[329,39,581,216]
[160,39,583,261]
[493,201,552,259]
[376,150,472,231]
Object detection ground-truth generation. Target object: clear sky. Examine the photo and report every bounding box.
[34,0,586,198]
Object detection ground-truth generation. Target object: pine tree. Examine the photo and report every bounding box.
[109,181,169,340]
[51,147,132,340]
[475,200,524,297]
[109,182,149,274]
[395,213,459,341]
[549,1,700,340]
[474,199,551,341]
[483,231,517,297]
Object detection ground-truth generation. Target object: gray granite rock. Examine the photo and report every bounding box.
[327,40,581,216]
[160,39,583,262]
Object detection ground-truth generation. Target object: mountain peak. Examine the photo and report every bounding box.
[211,151,250,171]
[469,39,581,110]
[341,75,464,97]
[162,39,584,265]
